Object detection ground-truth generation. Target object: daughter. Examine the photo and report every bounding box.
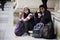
[19,11,33,22]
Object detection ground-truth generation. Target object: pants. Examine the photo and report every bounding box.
[16,21,34,33]
[24,21,34,33]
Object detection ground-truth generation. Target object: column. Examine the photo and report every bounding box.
[54,0,60,12]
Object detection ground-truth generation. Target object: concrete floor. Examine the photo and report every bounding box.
[10,26,57,40]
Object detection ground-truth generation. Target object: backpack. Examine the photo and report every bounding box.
[32,23,44,38]
[33,22,55,39]
[43,22,56,39]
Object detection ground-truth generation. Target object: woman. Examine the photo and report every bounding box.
[22,7,34,35]
[34,9,42,25]
[34,5,55,38]
[39,5,52,24]
[34,5,52,25]
[15,7,34,36]
[39,5,56,39]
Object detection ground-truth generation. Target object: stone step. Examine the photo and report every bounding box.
[0,2,13,25]
[0,2,13,11]
[0,2,13,40]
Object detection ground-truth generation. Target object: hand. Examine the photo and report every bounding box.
[23,19,27,22]
[38,13,41,18]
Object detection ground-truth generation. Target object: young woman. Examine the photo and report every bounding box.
[34,9,42,25]
[34,5,55,38]
[34,4,52,25]
[39,5,52,24]
[15,7,34,36]
[22,7,34,35]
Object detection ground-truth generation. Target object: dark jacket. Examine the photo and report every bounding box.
[34,10,52,25]
[40,10,52,24]
[24,12,34,23]
[34,12,42,24]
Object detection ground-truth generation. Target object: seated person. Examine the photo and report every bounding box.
[34,5,52,25]
[22,7,34,35]
[34,9,42,25]
[16,7,34,36]
[39,5,52,24]
[34,5,55,38]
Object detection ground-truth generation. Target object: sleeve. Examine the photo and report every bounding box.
[34,12,38,18]
[40,11,51,24]
[27,13,33,19]
[24,13,33,21]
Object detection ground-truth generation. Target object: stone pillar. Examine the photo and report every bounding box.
[54,0,60,12]
[53,0,60,39]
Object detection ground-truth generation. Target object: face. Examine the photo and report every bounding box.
[19,11,23,18]
[19,11,23,15]
[40,7,45,13]
[24,8,29,14]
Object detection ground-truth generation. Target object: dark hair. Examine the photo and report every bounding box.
[24,7,30,13]
[24,7,31,18]
[39,5,47,10]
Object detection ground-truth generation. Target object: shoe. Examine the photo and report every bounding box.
[22,32,29,36]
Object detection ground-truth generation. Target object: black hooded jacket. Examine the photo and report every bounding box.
[35,10,52,24]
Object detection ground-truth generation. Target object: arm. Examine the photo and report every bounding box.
[23,13,33,21]
[40,11,51,24]
[19,14,24,21]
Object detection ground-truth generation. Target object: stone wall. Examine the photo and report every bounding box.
[54,0,60,11]
[14,0,56,12]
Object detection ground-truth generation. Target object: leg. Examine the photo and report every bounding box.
[24,21,30,33]
[15,21,25,36]
[1,1,6,11]
[24,21,34,33]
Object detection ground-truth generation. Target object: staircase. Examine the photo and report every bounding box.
[0,1,58,40]
[0,2,13,40]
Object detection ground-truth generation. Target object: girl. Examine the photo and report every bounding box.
[22,7,34,36]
